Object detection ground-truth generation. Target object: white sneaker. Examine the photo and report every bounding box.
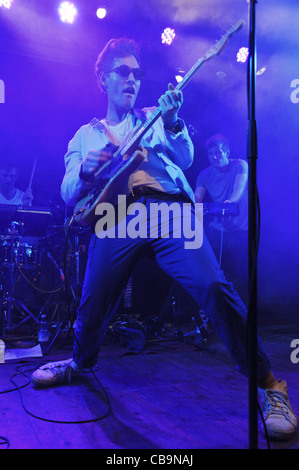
[260,379,298,440]
[31,359,81,387]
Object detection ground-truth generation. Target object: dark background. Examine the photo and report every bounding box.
[0,0,298,321]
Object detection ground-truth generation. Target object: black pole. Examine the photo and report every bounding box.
[247,0,259,449]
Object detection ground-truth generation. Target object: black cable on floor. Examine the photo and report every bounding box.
[1,215,112,425]
[0,436,9,448]
[9,362,112,425]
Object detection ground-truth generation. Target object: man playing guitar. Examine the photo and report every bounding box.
[31,37,297,442]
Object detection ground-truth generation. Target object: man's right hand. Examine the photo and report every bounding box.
[80,146,114,181]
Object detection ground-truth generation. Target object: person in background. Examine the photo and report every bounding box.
[0,161,33,206]
[195,134,248,304]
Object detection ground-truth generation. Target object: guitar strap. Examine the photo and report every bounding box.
[90,109,195,203]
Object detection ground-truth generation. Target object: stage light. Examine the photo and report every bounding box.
[0,0,13,9]
[58,1,78,24]
[161,28,176,46]
[175,70,185,83]
[96,7,107,19]
[236,47,249,63]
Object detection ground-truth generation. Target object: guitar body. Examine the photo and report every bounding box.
[73,150,145,226]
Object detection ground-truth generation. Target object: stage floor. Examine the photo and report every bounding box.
[0,320,298,451]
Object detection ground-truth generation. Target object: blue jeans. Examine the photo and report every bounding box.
[73,194,271,382]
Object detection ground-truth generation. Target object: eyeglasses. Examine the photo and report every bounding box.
[109,65,144,81]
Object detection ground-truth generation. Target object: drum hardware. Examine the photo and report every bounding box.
[0,238,68,336]
[41,219,84,355]
[141,279,210,344]
[0,217,89,352]
[42,285,78,355]
[0,205,52,321]
[0,227,40,331]
[1,298,40,330]
[1,240,41,268]
[0,158,59,337]
[0,210,52,334]
[46,252,65,283]
[0,204,52,238]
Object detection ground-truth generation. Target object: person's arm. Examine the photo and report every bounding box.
[22,188,33,206]
[61,127,113,207]
[158,84,194,170]
[224,160,248,203]
[194,169,207,203]
[61,128,91,207]
[194,184,206,203]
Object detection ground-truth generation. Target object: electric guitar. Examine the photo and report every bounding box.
[73,19,245,226]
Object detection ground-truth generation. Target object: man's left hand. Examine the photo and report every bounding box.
[158,83,183,126]
[22,188,33,206]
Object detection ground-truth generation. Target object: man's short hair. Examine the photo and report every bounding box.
[0,159,17,172]
[205,134,230,152]
[95,37,141,91]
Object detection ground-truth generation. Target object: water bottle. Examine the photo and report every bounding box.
[38,315,50,351]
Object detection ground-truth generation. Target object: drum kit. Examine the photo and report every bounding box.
[0,203,89,346]
[0,175,239,348]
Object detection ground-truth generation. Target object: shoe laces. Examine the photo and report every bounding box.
[264,390,294,422]
[45,361,73,380]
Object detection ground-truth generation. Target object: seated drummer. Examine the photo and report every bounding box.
[0,160,33,206]
[194,134,248,303]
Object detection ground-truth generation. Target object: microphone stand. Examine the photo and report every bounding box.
[247,0,259,449]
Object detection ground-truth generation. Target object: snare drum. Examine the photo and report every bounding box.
[19,243,41,267]
[0,239,19,265]
[0,240,40,267]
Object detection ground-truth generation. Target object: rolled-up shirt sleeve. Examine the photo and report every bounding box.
[61,128,93,207]
[61,112,195,207]
[163,118,194,170]
[143,108,194,171]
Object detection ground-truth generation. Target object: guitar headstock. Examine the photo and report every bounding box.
[203,19,246,61]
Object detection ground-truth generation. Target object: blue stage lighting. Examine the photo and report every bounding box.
[96,7,107,19]
[236,47,249,63]
[58,1,78,24]
[0,0,13,9]
[161,28,176,46]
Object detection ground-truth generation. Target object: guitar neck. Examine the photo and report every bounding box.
[120,60,206,155]
[117,19,245,159]
[176,57,206,92]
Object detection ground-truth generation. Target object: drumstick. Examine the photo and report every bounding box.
[28,156,37,190]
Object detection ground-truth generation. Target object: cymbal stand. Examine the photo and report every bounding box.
[43,230,81,355]
[155,281,209,343]
[5,229,16,330]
